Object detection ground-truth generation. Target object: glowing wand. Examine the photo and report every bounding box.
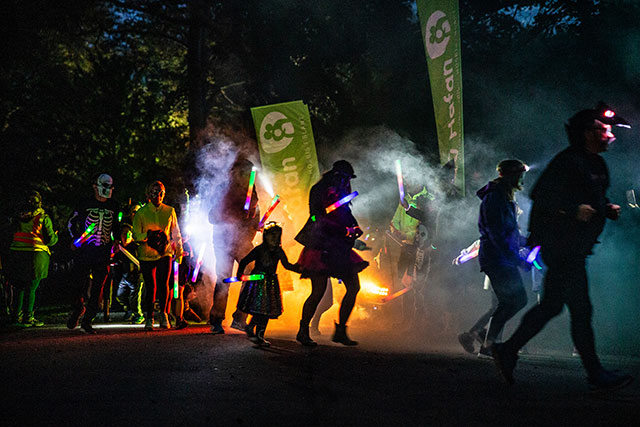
[258,195,281,228]
[73,223,97,247]
[117,243,140,268]
[244,167,257,211]
[191,242,207,282]
[457,249,479,264]
[173,260,180,298]
[326,191,359,214]
[525,246,542,270]
[395,160,405,202]
[526,246,541,263]
[223,274,265,283]
[382,285,412,303]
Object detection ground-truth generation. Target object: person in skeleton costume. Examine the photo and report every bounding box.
[66,173,119,334]
[394,180,434,331]
[133,181,183,330]
[295,160,369,346]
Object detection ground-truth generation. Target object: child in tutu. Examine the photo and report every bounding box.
[236,222,299,346]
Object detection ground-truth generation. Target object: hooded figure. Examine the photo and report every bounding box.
[477,160,528,271]
[474,159,529,356]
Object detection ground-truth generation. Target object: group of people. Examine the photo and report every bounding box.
[1,155,371,351]
[207,158,369,347]
[1,103,634,392]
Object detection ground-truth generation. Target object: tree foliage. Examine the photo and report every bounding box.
[1,0,638,227]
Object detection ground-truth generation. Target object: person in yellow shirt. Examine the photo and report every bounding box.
[133,181,183,330]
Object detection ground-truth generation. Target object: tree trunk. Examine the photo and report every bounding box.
[187,0,209,149]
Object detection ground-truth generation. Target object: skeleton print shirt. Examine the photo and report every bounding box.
[68,197,118,250]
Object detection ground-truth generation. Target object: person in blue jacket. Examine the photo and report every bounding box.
[475,159,530,357]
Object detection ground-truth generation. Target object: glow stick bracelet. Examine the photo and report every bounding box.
[191,242,207,282]
[395,160,405,202]
[173,260,180,298]
[258,195,281,228]
[118,244,140,268]
[223,274,265,283]
[244,167,257,211]
[73,223,97,247]
[326,191,359,214]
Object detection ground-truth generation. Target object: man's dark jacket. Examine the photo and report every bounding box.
[528,145,610,260]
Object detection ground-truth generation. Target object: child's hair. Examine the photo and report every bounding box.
[262,222,282,246]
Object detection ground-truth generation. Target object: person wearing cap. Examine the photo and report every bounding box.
[470,159,530,358]
[294,160,369,346]
[493,103,633,391]
[66,173,119,334]
[133,180,183,330]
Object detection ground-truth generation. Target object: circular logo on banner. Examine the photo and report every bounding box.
[259,111,296,154]
[425,10,451,60]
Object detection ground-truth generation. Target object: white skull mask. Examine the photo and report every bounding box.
[96,174,113,199]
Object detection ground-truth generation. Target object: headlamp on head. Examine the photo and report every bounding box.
[595,102,631,128]
[497,160,528,177]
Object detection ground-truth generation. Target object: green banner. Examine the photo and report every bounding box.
[416,0,465,195]
[251,100,320,230]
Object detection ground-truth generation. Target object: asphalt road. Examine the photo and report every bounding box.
[1,319,638,427]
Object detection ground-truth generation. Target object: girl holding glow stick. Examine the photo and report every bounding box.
[236,222,300,346]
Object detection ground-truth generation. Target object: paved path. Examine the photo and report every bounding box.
[1,322,638,426]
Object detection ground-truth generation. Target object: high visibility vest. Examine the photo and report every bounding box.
[10,214,51,254]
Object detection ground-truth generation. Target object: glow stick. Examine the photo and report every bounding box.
[185,189,190,219]
[173,261,180,298]
[532,260,542,270]
[395,160,405,202]
[191,242,206,282]
[458,249,479,264]
[223,274,265,283]
[243,167,257,211]
[526,246,541,264]
[118,244,140,268]
[258,195,281,228]
[326,191,359,214]
[73,223,97,247]
[382,286,411,303]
